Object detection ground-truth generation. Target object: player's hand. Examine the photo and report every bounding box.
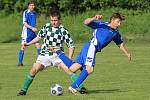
[32,27,37,32]
[23,43,30,48]
[48,46,60,52]
[22,43,27,49]
[94,15,103,20]
[49,47,54,51]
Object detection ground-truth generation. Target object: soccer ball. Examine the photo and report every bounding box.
[50,84,63,96]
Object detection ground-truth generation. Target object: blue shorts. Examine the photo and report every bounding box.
[75,42,97,67]
[21,26,37,44]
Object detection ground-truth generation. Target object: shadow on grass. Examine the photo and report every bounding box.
[88,89,128,94]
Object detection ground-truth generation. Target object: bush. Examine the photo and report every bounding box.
[0,0,150,15]
[0,8,150,43]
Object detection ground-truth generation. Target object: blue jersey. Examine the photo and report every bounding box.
[22,9,36,27]
[75,21,123,67]
[21,10,37,43]
[88,21,123,52]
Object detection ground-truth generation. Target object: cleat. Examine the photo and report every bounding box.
[17,90,26,96]
[68,86,78,95]
[79,87,88,94]
[17,63,24,66]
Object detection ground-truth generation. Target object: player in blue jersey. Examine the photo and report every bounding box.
[17,1,41,66]
[50,13,132,95]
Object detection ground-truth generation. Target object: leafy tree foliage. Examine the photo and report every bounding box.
[0,0,150,15]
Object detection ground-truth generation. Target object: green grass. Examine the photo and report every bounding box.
[0,42,150,100]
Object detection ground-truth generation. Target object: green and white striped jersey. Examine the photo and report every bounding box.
[37,23,75,56]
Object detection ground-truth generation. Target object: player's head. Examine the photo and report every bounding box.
[28,1,35,11]
[49,9,61,28]
[109,13,125,29]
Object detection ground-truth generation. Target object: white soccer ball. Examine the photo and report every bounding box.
[50,84,63,96]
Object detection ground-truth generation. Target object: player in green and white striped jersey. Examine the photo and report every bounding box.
[17,9,86,96]
[38,22,74,56]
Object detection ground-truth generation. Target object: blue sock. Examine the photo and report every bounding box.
[18,49,24,64]
[71,69,88,89]
[37,48,41,55]
[56,50,74,68]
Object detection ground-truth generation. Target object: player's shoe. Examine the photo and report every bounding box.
[68,86,78,95]
[17,63,24,66]
[79,87,88,94]
[17,90,26,96]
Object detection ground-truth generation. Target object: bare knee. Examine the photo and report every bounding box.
[86,65,94,74]
[69,63,82,72]
[58,62,72,75]
[30,63,43,76]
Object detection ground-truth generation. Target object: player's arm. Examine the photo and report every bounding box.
[24,22,37,32]
[84,15,103,25]
[22,11,37,32]
[68,47,75,59]
[118,43,132,60]
[63,30,75,59]
[24,24,47,47]
[113,32,131,61]
[25,36,41,46]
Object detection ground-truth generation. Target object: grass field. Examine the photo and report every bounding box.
[0,42,150,100]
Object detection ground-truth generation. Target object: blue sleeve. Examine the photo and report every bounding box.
[113,32,123,45]
[87,21,105,29]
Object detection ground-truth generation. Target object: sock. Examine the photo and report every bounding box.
[71,69,88,89]
[21,74,34,92]
[70,73,84,89]
[56,50,74,68]
[37,48,41,55]
[18,49,24,64]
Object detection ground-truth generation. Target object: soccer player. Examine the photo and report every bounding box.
[17,1,41,66]
[17,9,86,96]
[52,13,132,95]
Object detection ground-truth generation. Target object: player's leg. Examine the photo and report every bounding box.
[69,65,93,95]
[69,43,96,94]
[70,65,93,89]
[18,28,28,66]
[17,54,51,96]
[58,61,85,88]
[33,33,41,55]
[55,50,74,68]
[17,40,26,66]
[51,51,87,94]
[52,53,86,90]
[17,62,44,96]
[35,42,41,55]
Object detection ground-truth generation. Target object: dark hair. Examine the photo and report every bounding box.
[28,0,35,6]
[110,13,125,21]
[49,8,61,20]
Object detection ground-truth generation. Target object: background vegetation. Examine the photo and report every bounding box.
[0,0,150,43]
[0,1,150,99]
[0,0,150,15]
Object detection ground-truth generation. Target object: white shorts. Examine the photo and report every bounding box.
[36,53,62,68]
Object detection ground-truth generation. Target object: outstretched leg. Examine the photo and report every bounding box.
[17,63,44,96]
[55,50,87,93]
